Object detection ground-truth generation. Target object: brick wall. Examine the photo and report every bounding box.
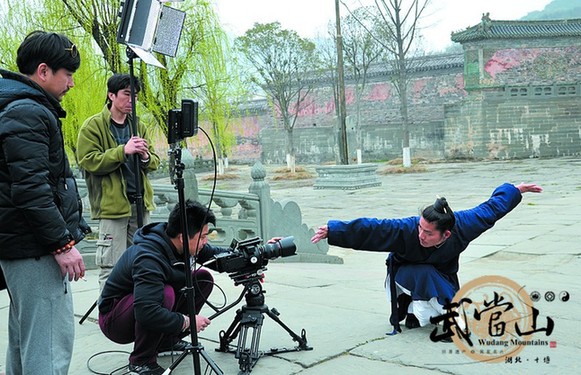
[199,63,466,164]
[445,92,581,159]
[463,40,581,89]
[449,38,581,159]
[189,40,580,164]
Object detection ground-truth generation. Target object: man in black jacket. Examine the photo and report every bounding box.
[98,200,229,375]
[0,31,89,375]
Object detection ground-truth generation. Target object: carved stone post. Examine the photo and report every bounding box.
[247,161,272,239]
[181,148,199,201]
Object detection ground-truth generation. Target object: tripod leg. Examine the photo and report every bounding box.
[265,308,311,350]
[199,347,224,374]
[237,326,252,374]
[217,309,243,352]
[79,300,98,325]
[236,310,264,374]
[163,344,224,375]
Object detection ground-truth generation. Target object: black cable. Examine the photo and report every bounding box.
[85,350,131,375]
[204,278,228,312]
[189,125,220,313]
[174,278,228,316]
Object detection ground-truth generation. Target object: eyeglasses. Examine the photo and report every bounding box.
[64,44,78,58]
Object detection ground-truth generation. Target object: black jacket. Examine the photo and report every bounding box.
[0,69,89,259]
[98,222,230,334]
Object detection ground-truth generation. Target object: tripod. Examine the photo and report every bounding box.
[216,273,312,375]
[165,145,223,375]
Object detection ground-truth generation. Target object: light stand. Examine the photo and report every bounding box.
[165,144,223,375]
[117,1,215,372]
[116,0,186,223]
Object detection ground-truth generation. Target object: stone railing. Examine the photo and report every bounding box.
[149,184,262,246]
[76,160,342,269]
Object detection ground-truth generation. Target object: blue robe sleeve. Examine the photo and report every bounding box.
[327,217,418,252]
[326,183,522,254]
[454,183,522,244]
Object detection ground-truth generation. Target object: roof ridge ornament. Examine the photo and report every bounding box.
[480,12,492,33]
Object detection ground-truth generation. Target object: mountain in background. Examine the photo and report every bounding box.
[522,0,581,20]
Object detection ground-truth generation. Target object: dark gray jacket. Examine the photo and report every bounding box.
[99,222,230,334]
[0,69,90,259]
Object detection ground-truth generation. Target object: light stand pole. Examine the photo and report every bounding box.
[127,47,144,227]
[164,145,223,375]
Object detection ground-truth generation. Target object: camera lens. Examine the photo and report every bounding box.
[262,236,296,260]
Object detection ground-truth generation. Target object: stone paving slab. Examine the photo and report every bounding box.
[1,158,581,374]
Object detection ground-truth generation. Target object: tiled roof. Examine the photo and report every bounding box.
[451,15,581,43]
[365,53,463,78]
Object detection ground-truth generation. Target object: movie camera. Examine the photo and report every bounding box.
[207,235,311,374]
[210,236,297,280]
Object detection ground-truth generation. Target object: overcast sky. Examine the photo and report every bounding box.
[214,0,553,52]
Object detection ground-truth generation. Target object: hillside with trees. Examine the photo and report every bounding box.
[523,0,581,20]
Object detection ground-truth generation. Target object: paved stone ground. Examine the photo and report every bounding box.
[1,158,580,374]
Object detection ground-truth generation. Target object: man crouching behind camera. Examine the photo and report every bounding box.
[98,200,231,375]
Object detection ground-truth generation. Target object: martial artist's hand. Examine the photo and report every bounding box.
[311,225,329,244]
[515,183,543,194]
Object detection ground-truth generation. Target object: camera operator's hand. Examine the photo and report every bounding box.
[53,247,86,282]
[196,315,211,332]
[139,150,150,162]
[266,237,283,244]
[311,225,329,244]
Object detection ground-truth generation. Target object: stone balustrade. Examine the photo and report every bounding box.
[76,160,342,269]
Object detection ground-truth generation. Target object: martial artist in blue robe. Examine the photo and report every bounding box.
[311,182,542,332]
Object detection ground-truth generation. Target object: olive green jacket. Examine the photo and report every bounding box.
[77,105,160,219]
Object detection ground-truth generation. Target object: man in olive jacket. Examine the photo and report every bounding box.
[0,30,89,375]
[77,74,160,290]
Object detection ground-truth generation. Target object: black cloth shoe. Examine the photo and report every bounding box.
[397,294,412,322]
[158,339,193,357]
[404,313,421,329]
[128,362,165,375]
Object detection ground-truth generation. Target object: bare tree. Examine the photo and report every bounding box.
[315,31,342,165]
[236,22,320,172]
[345,0,431,167]
[342,6,385,164]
